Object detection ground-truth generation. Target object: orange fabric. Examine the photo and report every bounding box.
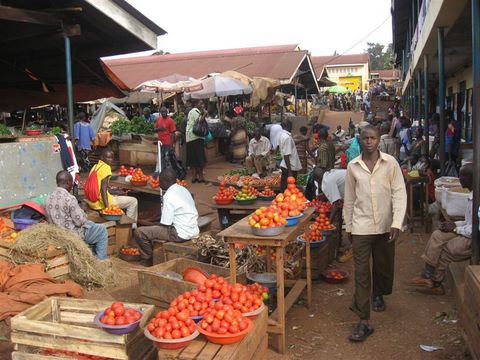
[0,261,83,320]
[93,131,112,147]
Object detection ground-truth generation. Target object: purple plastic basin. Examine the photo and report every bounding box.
[94,309,143,335]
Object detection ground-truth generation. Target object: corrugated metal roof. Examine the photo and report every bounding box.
[370,69,399,78]
[103,45,310,89]
[311,54,370,79]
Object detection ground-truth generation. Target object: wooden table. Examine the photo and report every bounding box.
[217,207,315,354]
[157,306,267,360]
[209,200,273,228]
[110,176,161,196]
[405,174,430,233]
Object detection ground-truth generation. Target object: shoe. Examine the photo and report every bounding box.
[405,276,433,288]
[415,285,445,295]
[338,248,353,263]
[192,178,198,183]
[372,295,386,312]
[349,321,374,342]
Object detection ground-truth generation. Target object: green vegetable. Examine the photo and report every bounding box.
[47,127,62,135]
[111,119,131,136]
[245,120,257,136]
[297,174,309,187]
[111,116,155,136]
[28,124,41,130]
[0,124,11,135]
[225,168,249,176]
[172,112,184,126]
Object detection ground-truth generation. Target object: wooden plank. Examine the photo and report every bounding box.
[12,352,73,360]
[45,255,69,268]
[195,342,222,360]
[269,279,306,321]
[60,311,95,326]
[157,346,184,360]
[178,339,207,360]
[250,334,267,360]
[46,265,70,279]
[16,300,51,321]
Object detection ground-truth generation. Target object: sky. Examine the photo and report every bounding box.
[118,0,393,58]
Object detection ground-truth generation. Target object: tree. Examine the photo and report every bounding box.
[366,42,394,70]
[151,50,170,56]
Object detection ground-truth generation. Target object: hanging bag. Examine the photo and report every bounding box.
[84,163,104,202]
[192,109,209,137]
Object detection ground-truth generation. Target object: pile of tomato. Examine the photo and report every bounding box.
[324,270,345,280]
[102,205,123,215]
[198,304,249,335]
[315,208,335,231]
[150,176,160,189]
[120,247,140,255]
[248,205,287,229]
[306,199,332,213]
[213,181,237,202]
[119,165,135,176]
[176,179,188,187]
[131,168,149,183]
[259,185,275,197]
[99,302,142,326]
[270,176,306,218]
[146,309,196,340]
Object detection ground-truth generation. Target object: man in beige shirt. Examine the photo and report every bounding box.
[343,125,407,342]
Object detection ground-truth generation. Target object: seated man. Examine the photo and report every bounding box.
[86,149,138,224]
[45,170,108,259]
[245,128,271,177]
[134,168,199,266]
[407,163,473,295]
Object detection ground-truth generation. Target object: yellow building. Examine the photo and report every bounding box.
[312,53,370,91]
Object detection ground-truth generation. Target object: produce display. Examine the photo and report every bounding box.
[198,304,249,335]
[306,199,332,213]
[120,247,140,256]
[234,181,257,201]
[213,181,237,203]
[131,168,149,183]
[259,185,275,198]
[111,116,154,136]
[0,218,16,243]
[0,124,12,135]
[119,165,135,176]
[176,179,188,187]
[218,173,281,187]
[248,206,287,229]
[315,207,335,231]
[150,177,160,189]
[101,205,124,215]
[270,176,306,218]
[99,302,142,326]
[146,309,196,340]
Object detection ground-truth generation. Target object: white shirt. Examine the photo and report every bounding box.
[455,192,472,238]
[248,136,271,157]
[334,129,345,141]
[267,124,283,149]
[320,169,347,203]
[161,184,199,239]
[278,130,302,171]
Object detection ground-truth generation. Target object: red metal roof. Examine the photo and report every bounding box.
[103,44,307,89]
[311,53,370,79]
[370,69,399,79]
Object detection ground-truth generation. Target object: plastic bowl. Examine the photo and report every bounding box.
[320,226,337,235]
[144,327,199,349]
[118,249,141,262]
[321,269,349,284]
[100,212,122,221]
[285,213,304,227]
[25,129,42,136]
[197,318,253,345]
[242,303,266,319]
[11,213,39,230]
[234,197,257,205]
[251,225,285,237]
[296,235,327,248]
[246,272,277,296]
[191,315,203,323]
[130,180,148,186]
[94,309,143,334]
[182,267,209,285]
[258,194,275,201]
[213,197,234,205]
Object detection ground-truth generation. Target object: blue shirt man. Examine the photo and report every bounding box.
[73,113,95,150]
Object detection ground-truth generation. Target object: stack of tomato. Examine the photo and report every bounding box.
[299,223,324,242]
[306,199,332,213]
[146,309,196,340]
[149,176,160,189]
[198,303,250,335]
[271,176,306,218]
[102,205,123,215]
[218,283,263,314]
[131,168,149,183]
[259,185,275,197]
[315,208,335,231]
[213,181,237,203]
[119,165,129,176]
[246,283,270,302]
[248,205,287,229]
[169,289,216,318]
[176,179,188,187]
[120,247,140,255]
[99,302,141,326]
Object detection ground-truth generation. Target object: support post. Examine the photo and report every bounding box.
[423,55,429,153]
[438,27,446,175]
[417,70,422,126]
[64,34,74,139]
[412,72,416,120]
[471,0,480,263]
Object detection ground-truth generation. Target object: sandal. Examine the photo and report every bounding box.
[349,322,374,342]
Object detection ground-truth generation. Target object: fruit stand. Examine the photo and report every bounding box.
[110,176,162,196]
[157,305,267,360]
[217,206,315,354]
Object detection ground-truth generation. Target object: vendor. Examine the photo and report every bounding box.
[85,149,138,224]
[245,128,271,177]
[154,107,177,174]
[45,170,108,259]
[143,107,157,123]
[134,168,199,266]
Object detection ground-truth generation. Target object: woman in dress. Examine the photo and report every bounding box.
[228,116,248,163]
[186,100,207,183]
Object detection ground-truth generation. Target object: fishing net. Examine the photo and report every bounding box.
[9,223,115,288]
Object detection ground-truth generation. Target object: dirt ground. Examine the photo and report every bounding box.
[0,110,471,359]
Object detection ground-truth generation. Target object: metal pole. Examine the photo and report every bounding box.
[412,73,416,120]
[417,69,422,126]
[64,34,74,139]
[294,82,298,115]
[438,27,446,175]
[424,55,429,153]
[471,0,480,263]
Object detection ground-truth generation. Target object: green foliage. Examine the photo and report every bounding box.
[366,42,394,70]
[47,127,62,135]
[172,112,184,126]
[245,120,257,136]
[111,119,131,136]
[0,124,12,135]
[111,116,154,136]
[225,168,249,176]
[296,174,309,187]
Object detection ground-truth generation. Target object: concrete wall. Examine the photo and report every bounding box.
[446,64,473,93]
[325,63,370,90]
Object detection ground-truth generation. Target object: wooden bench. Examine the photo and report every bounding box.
[157,306,267,360]
[86,211,133,255]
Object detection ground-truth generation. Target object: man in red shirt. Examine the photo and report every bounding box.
[154,107,176,173]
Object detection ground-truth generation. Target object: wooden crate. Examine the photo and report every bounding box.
[461,266,480,358]
[0,239,70,279]
[138,258,246,307]
[11,297,155,360]
[157,305,267,360]
[87,211,132,255]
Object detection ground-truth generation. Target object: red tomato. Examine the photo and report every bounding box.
[238,321,248,331]
[147,323,155,332]
[115,317,125,325]
[111,301,124,309]
[228,325,239,333]
[180,326,190,337]
[164,332,173,339]
[176,311,189,322]
[217,327,228,334]
[172,329,181,339]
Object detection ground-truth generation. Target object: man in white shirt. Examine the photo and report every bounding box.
[407,163,473,295]
[245,128,272,176]
[134,168,199,266]
[334,125,346,142]
[278,120,302,191]
[266,123,283,150]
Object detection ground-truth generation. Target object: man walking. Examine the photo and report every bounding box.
[343,125,407,342]
[278,120,302,192]
[154,106,177,173]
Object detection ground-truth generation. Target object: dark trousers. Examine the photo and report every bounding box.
[351,233,395,320]
[280,167,298,192]
[134,225,187,260]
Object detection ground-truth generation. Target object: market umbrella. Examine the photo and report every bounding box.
[326,85,349,94]
[134,74,203,93]
[184,74,253,99]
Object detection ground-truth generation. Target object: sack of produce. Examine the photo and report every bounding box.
[445,187,470,217]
